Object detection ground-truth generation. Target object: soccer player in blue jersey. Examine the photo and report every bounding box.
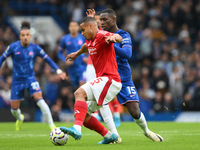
[88,8,164,142]
[57,21,87,88]
[0,21,66,131]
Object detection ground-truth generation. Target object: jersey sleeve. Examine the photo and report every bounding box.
[4,45,13,58]
[121,32,132,48]
[35,45,48,59]
[35,45,59,71]
[0,45,13,68]
[114,32,132,59]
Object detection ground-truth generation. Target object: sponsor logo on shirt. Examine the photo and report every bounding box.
[15,52,20,55]
[67,41,71,45]
[88,48,97,55]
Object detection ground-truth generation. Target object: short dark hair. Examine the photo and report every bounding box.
[21,21,30,30]
[81,16,96,24]
[101,8,116,17]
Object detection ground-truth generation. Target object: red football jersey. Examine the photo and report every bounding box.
[87,55,93,64]
[86,30,120,82]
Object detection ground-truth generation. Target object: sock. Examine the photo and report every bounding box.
[11,108,23,121]
[37,99,54,127]
[135,112,149,134]
[104,131,112,138]
[74,101,88,132]
[110,99,119,113]
[84,115,108,137]
[100,105,119,136]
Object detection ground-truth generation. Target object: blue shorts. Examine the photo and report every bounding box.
[68,71,86,88]
[117,81,139,105]
[11,76,41,101]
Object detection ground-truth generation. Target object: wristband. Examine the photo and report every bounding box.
[56,69,62,74]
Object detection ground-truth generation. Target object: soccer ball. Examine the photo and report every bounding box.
[50,127,69,146]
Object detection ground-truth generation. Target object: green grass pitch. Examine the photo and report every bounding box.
[0,122,199,150]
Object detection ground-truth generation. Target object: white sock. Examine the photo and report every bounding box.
[73,125,82,133]
[104,131,112,138]
[113,112,120,118]
[100,105,119,137]
[135,112,149,134]
[11,108,23,121]
[37,99,54,127]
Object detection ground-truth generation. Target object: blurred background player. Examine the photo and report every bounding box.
[86,10,122,127]
[0,21,66,131]
[61,16,123,144]
[57,21,87,89]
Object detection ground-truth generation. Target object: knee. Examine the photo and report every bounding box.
[126,103,141,119]
[74,87,87,100]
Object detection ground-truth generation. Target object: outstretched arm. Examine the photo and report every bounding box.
[66,43,88,61]
[105,34,123,44]
[44,56,67,80]
[0,55,6,68]
[114,45,132,59]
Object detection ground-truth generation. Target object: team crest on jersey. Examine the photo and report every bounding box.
[29,51,34,56]
[78,40,83,45]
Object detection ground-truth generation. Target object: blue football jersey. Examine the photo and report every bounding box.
[114,29,133,84]
[3,41,52,79]
[58,33,86,73]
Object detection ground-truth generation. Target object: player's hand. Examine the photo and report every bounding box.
[105,35,117,44]
[58,72,68,80]
[66,59,74,66]
[66,52,78,61]
[86,9,95,17]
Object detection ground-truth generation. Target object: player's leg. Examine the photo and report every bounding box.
[83,113,118,144]
[124,102,149,134]
[29,78,55,130]
[60,87,88,140]
[11,100,24,131]
[109,96,121,127]
[99,104,122,143]
[32,92,56,130]
[125,101,163,142]
[86,64,101,121]
[10,83,25,131]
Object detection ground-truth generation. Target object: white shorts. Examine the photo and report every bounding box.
[85,64,96,82]
[81,77,122,115]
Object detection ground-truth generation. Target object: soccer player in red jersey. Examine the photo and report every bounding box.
[60,16,123,144]
[85,9,122,142]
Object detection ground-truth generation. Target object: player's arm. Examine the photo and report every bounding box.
[57,47,66,62]
[114,34,132,59]
[44,56,67,80]
[37,46,67,80]
[0,45,12,68]
[105,34,123,44]
[66,43,88,61]
[57,37,67,62]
